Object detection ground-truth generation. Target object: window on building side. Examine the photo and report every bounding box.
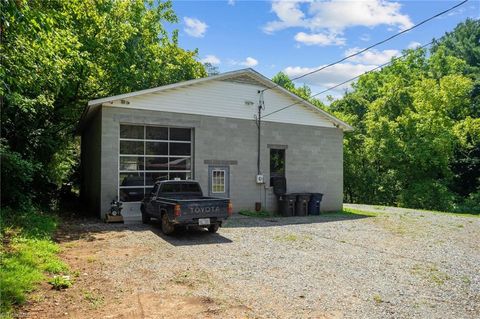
[211,170,225,193]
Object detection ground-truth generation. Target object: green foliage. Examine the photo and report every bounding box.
[238,209,277,218]
[0,206,67,315]
[272,72,327,109]
[328,19,480,213]
[1,0,207,209]
[48,275,73,290]
[0,142,40,208]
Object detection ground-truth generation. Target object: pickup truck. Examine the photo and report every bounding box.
[141,180,232,235]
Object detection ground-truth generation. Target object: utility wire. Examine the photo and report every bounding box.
[260,0,469,93]
[261,40,434,119]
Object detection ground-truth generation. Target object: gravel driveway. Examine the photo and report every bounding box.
[22,205,479,318]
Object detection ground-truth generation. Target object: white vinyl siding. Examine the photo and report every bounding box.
[106,80,335,128]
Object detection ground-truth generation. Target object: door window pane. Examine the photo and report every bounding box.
[211,170,225,193]
[120,141,144,155]
[170,143,191,156]
[120,125,144,139]
[170,128,191,141]
[120,157,144,171]
[146,126,168,140]
[146,172,169,186]
[168,157,191,170]
[119,172,144,187]
[145,157,168,170]
[146,142,168,155]
[120,188,144,202]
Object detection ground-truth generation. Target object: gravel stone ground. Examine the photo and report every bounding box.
[21,204,480,318]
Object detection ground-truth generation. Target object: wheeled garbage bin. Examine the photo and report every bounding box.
[308,193,323,215]
[277,194,296,217]
[293,193,311,216]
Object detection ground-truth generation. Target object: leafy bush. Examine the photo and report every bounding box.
[0,142,40,208]
[397,181,455,212]
[454,190,480,214]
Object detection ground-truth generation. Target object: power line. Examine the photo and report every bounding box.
[260,0,469,93]
[261,40,434,119]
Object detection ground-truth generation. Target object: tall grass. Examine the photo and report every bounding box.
[0,206,67,317]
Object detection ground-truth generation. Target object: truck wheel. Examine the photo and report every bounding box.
[142,212,150,224]
[208,223,219,233]
[161,213,175,235]
[141,206,150,224]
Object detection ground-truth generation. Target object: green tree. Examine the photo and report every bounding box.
[1,0,206,208]
[331,20,479,212]
[271,72,326,109]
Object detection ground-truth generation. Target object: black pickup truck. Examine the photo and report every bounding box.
[141,180,232,234]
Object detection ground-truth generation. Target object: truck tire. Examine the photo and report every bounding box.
[142,212,150,224]
[161,213,175,235]
[141,206,150,224]
[208,223,219,233]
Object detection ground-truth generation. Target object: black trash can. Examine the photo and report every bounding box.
[308,193,323,215]
[293,193,311,216]
[277,194,296,217]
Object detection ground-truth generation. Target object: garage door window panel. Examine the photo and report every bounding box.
[120,125,144,139]
[118,125,193,202]
[168,157,191,171]
[119,172,144,187]
[145,157,168,170]
[170,142,191,156]
[146,172,169,186]
[120,141,144,155]
[120,188,145,202]
[146,126,168,140]
[146,142,168,155]
[170,128,191,141]
[120,156,144,171]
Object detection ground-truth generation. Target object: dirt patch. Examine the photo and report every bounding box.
[17,209,480,318]
[18,221,252,319]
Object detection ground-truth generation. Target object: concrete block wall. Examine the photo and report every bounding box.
[91,105,343,218]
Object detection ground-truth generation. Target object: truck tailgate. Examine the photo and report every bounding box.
[178,199,229,221]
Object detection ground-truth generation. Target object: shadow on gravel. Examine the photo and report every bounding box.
[56,217,233,246]
[224,212,373,228]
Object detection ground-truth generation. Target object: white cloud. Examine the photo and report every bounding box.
[228,0,235,5]
[284,63,375,89]
[407,41,421,49]
[360,34,371,42]
[183,17,208,38]
[344,47,400,65]
[240,57,259,67]
[200,55,221,65]
[294,32,346,46]
[229,57,259,67]
[264,0,413,46]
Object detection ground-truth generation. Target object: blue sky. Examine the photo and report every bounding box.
[165,0,479,99]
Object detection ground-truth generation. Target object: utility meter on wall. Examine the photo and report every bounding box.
[256,174,265,184]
